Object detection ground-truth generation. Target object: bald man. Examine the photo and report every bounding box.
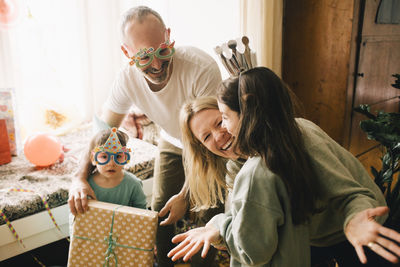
[68,6,223,267]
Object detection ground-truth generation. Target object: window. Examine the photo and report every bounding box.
[0,0,240,140]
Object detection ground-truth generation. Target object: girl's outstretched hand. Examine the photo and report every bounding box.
[167,225,222,262]
[345,206,400,264]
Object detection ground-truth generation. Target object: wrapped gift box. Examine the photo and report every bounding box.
[0,88,20,156]
[68,200,158,267]
[0,119,11,165]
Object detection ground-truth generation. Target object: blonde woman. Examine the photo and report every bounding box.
[180,96,242,210]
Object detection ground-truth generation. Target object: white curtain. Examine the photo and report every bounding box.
[0,0,240,140]
[240,0,283,76]
[0,0,121,138]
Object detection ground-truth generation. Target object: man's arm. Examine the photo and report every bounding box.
[101,109,127,128]
[68,109,126,215]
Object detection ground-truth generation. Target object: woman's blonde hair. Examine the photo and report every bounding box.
[180,96,229,211]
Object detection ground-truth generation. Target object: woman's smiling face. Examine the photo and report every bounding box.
[189,108,238,159]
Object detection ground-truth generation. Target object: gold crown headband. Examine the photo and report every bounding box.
[214,36,255,77]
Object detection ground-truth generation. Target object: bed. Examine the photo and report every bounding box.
[0,123,158,261]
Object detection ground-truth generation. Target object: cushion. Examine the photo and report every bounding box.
[124,137,157,180]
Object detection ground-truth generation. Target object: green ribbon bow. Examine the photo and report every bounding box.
[103,207,119,267]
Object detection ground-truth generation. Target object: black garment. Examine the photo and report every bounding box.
[311,239,397,267]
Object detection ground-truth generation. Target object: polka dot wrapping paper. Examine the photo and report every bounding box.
[67,200,158,267]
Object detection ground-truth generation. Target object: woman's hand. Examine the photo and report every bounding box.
[167,225,222,262]
[158,193,189,226]
[345,206,400,264]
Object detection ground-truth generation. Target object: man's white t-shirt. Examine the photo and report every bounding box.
[105,46,222,146]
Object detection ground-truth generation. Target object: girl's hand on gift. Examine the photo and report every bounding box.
[345,206,400,264]
[68,179,96,215]
[168,225,221,262]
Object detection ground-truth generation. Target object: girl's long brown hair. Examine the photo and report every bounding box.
[217,67,320,224]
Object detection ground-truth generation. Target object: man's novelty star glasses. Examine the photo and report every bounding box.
[129,39,175,69]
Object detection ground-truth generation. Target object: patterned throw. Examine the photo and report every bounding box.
[1,188,66,248]
[0,208,24,247]
[0,123,158,225]
[9,188,62,231]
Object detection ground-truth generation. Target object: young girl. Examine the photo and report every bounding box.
[168,68,400,266]
[82,127,147,209]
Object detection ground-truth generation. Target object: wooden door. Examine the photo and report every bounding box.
[346,0,400,172]
[282,0,355,144]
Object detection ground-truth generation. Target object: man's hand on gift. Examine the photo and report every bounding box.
[68,179,96,215]
[159,193,188,226]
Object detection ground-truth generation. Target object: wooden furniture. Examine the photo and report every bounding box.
[282,0,400,172]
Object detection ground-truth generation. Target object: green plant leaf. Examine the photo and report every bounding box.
[392,74,400,89]
[357,74,400,228]
[382,169,393,183]
[393,143,400,153]
[382,153,391,166]
[371,166,379,180]
[354,105,376,119]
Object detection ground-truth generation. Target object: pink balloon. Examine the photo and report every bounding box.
[24,133,62,167]
[0,0,20,26]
